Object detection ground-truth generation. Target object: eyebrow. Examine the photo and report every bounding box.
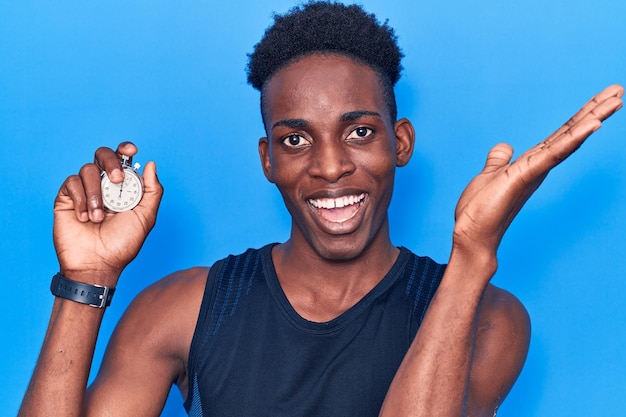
[272,118,309,130]
[339,110,381,122]
[272,110,381,130]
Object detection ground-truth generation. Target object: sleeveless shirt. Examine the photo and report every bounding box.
[184,244,445,416]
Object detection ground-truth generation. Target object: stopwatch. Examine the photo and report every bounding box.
[100,155,144,212]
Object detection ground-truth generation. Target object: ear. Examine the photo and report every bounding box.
[394,118,415,167]
[258,137,275,183]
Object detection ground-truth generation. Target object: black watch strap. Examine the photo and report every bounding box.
[50,273,115,308]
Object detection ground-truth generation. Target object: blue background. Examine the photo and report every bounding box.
[2,1,625,415]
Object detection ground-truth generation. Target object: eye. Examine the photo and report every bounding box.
[281,134,311,149]
[346,127,374,140]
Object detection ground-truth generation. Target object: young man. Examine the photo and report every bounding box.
[19,2,623,416]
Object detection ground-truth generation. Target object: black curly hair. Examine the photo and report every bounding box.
[246,1,404,123]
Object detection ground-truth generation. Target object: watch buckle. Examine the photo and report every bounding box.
[90,284,112,308]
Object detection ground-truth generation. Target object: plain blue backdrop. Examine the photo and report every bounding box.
[2,1,625,415]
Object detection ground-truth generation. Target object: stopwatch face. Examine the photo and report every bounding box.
[101,167,144,212]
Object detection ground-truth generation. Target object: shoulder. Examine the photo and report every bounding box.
[133,266,210,305]
[468,284,531,414]
[123,266,210,336]
[114,266,210,365]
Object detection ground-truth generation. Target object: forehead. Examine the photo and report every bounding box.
[262,53,389,125]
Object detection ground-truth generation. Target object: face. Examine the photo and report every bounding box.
[258,53,414,261]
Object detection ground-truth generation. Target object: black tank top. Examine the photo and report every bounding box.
[184,244,445,416]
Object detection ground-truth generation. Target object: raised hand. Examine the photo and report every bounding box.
[53,142,163,283]
[453,85,623,260]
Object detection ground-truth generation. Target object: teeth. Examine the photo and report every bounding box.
[309,193,366,209]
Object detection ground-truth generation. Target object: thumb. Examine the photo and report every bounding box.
[137,160,164,216]
[481,143,513,174]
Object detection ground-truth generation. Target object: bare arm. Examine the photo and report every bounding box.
[19,143,164,416]
[380,84,623,416]
[85,267,206,416]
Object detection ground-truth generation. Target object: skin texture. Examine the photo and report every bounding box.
[18,51,623,417]
[258,54,415,321]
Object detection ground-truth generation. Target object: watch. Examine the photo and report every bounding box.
[50,273,115,308]
[101,155,144,212]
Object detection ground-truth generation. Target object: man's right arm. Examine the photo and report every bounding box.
[19,142,164,416]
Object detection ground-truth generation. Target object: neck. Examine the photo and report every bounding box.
[271,228,399,322]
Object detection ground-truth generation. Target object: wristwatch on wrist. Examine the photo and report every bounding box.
[50,273,116,308]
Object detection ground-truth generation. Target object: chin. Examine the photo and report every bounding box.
[311,237,369,262]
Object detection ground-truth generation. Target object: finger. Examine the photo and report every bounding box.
[562,84,623,128]
[547,84,624,143]
[550,95,623,146]
[517,88,623,176]
[56,175,89,222]
[79,163,106,222]
[538,95,622,164]
[140,161,164,211]
[131,161,164,228]
[95,146,124,183]
[94,142,138,184]
[115,141,139,165]
[512,118,599,184]
[481,143,513,174]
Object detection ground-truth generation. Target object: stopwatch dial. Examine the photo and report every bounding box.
[101,168,143,212]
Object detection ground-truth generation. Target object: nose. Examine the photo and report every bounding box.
[307,139,356,183]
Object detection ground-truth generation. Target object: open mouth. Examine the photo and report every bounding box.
[308,193,366,223]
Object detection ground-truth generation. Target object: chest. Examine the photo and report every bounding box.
[191,283,417,417]
[184,246,445,416]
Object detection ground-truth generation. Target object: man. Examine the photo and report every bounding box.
[19,2,623,416]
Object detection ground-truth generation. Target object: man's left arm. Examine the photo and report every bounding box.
[380,84,623,416]
[466,284,531,415]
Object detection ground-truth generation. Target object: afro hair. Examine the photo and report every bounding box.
[247,1,403,89]
[246,1,404,122]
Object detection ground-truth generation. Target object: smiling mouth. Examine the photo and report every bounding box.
[308,193,366,223]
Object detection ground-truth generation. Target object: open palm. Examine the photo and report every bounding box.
[453,85,623,255]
